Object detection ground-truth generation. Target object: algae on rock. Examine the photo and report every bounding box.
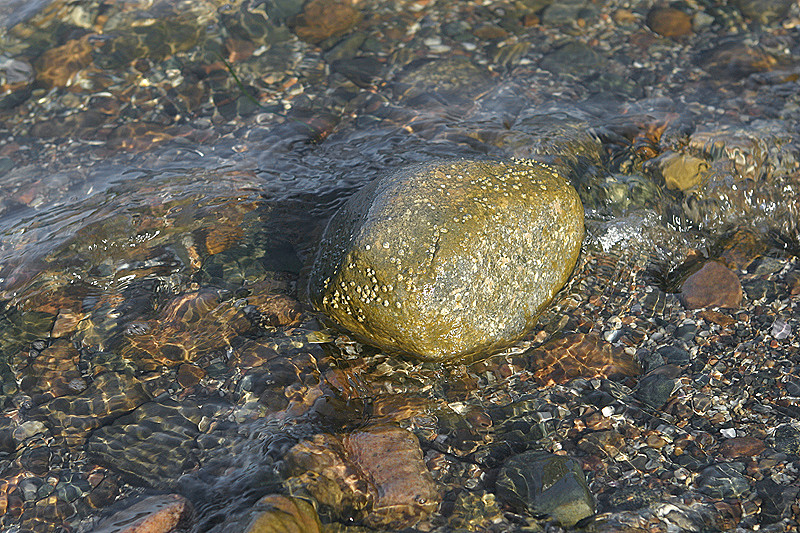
[308,159,584,361]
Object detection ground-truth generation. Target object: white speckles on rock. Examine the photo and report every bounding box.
[308,159,584,361]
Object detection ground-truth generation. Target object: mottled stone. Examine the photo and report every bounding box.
[496,450,594,527]
[526,333,640,386]
[646,7,693,38]
[16,339,85,404]
[92,494,193,533]
[308,159,584,361]
[720,436,766,459]
[42,372,151,444]
[86,401,201,487]
[635,369,677,409]
[252,294,304,327]
[718,228,767,272]
[393,57,491,103]
[448,491,502,531]
[540,41,604,75]
[680,261,742,309]
[578,430,625,459]
[696,463,750,498]
[292,0,361,44]
[773,424,800,455]
[239,495,322,533]
[34,36,93,89]
[51,309,83,338]
[733,0,795,24]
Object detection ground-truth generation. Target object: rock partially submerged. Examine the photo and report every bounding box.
[308,159,584,361]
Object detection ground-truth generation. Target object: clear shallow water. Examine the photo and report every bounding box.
[0,0,799,531]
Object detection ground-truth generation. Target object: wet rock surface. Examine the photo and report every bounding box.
[92,494,194,533]
[235,495,322,533]
[308,159,584,361]
[285,425,439,528]
[496,450,594,527]
[680,260,743,309]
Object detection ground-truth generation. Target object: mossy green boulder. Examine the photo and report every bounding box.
[308,159,584,361]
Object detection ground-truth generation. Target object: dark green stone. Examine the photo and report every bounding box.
[308,159,584,361]
[635,373,675,409]
[496,450,594,526]
[773,424,800,455]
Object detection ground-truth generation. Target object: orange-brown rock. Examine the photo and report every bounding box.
[34,36,94,89]
[578,429,625,459]
[474,24,508,40]
[51,309,83,338]
[92,494,193,533]
[228,340,280,369]
[646,7,692,38]
[255,294,304,327]
[205,225,243,255]
[526,334,641,386]
[293,0,362,44]
[718,228,767,271]
[698,42,777,78]
[720,436,766,459]
[699,309,737,327]
[680,261,742,309]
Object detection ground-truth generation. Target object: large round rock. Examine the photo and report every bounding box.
[308,159,584,361]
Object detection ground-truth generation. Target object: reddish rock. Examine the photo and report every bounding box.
[344,425,439,527]
[176,363,205,388]
[92,494,193,533]
[285,425,439,528]
[680,261,742,309]
[720,436,766,459]
[646,7,692,38]
[293,0,362,44]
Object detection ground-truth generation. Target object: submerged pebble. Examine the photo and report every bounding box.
[92,494,194,533]
[680,261,743,310]
[496,450,595,527]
